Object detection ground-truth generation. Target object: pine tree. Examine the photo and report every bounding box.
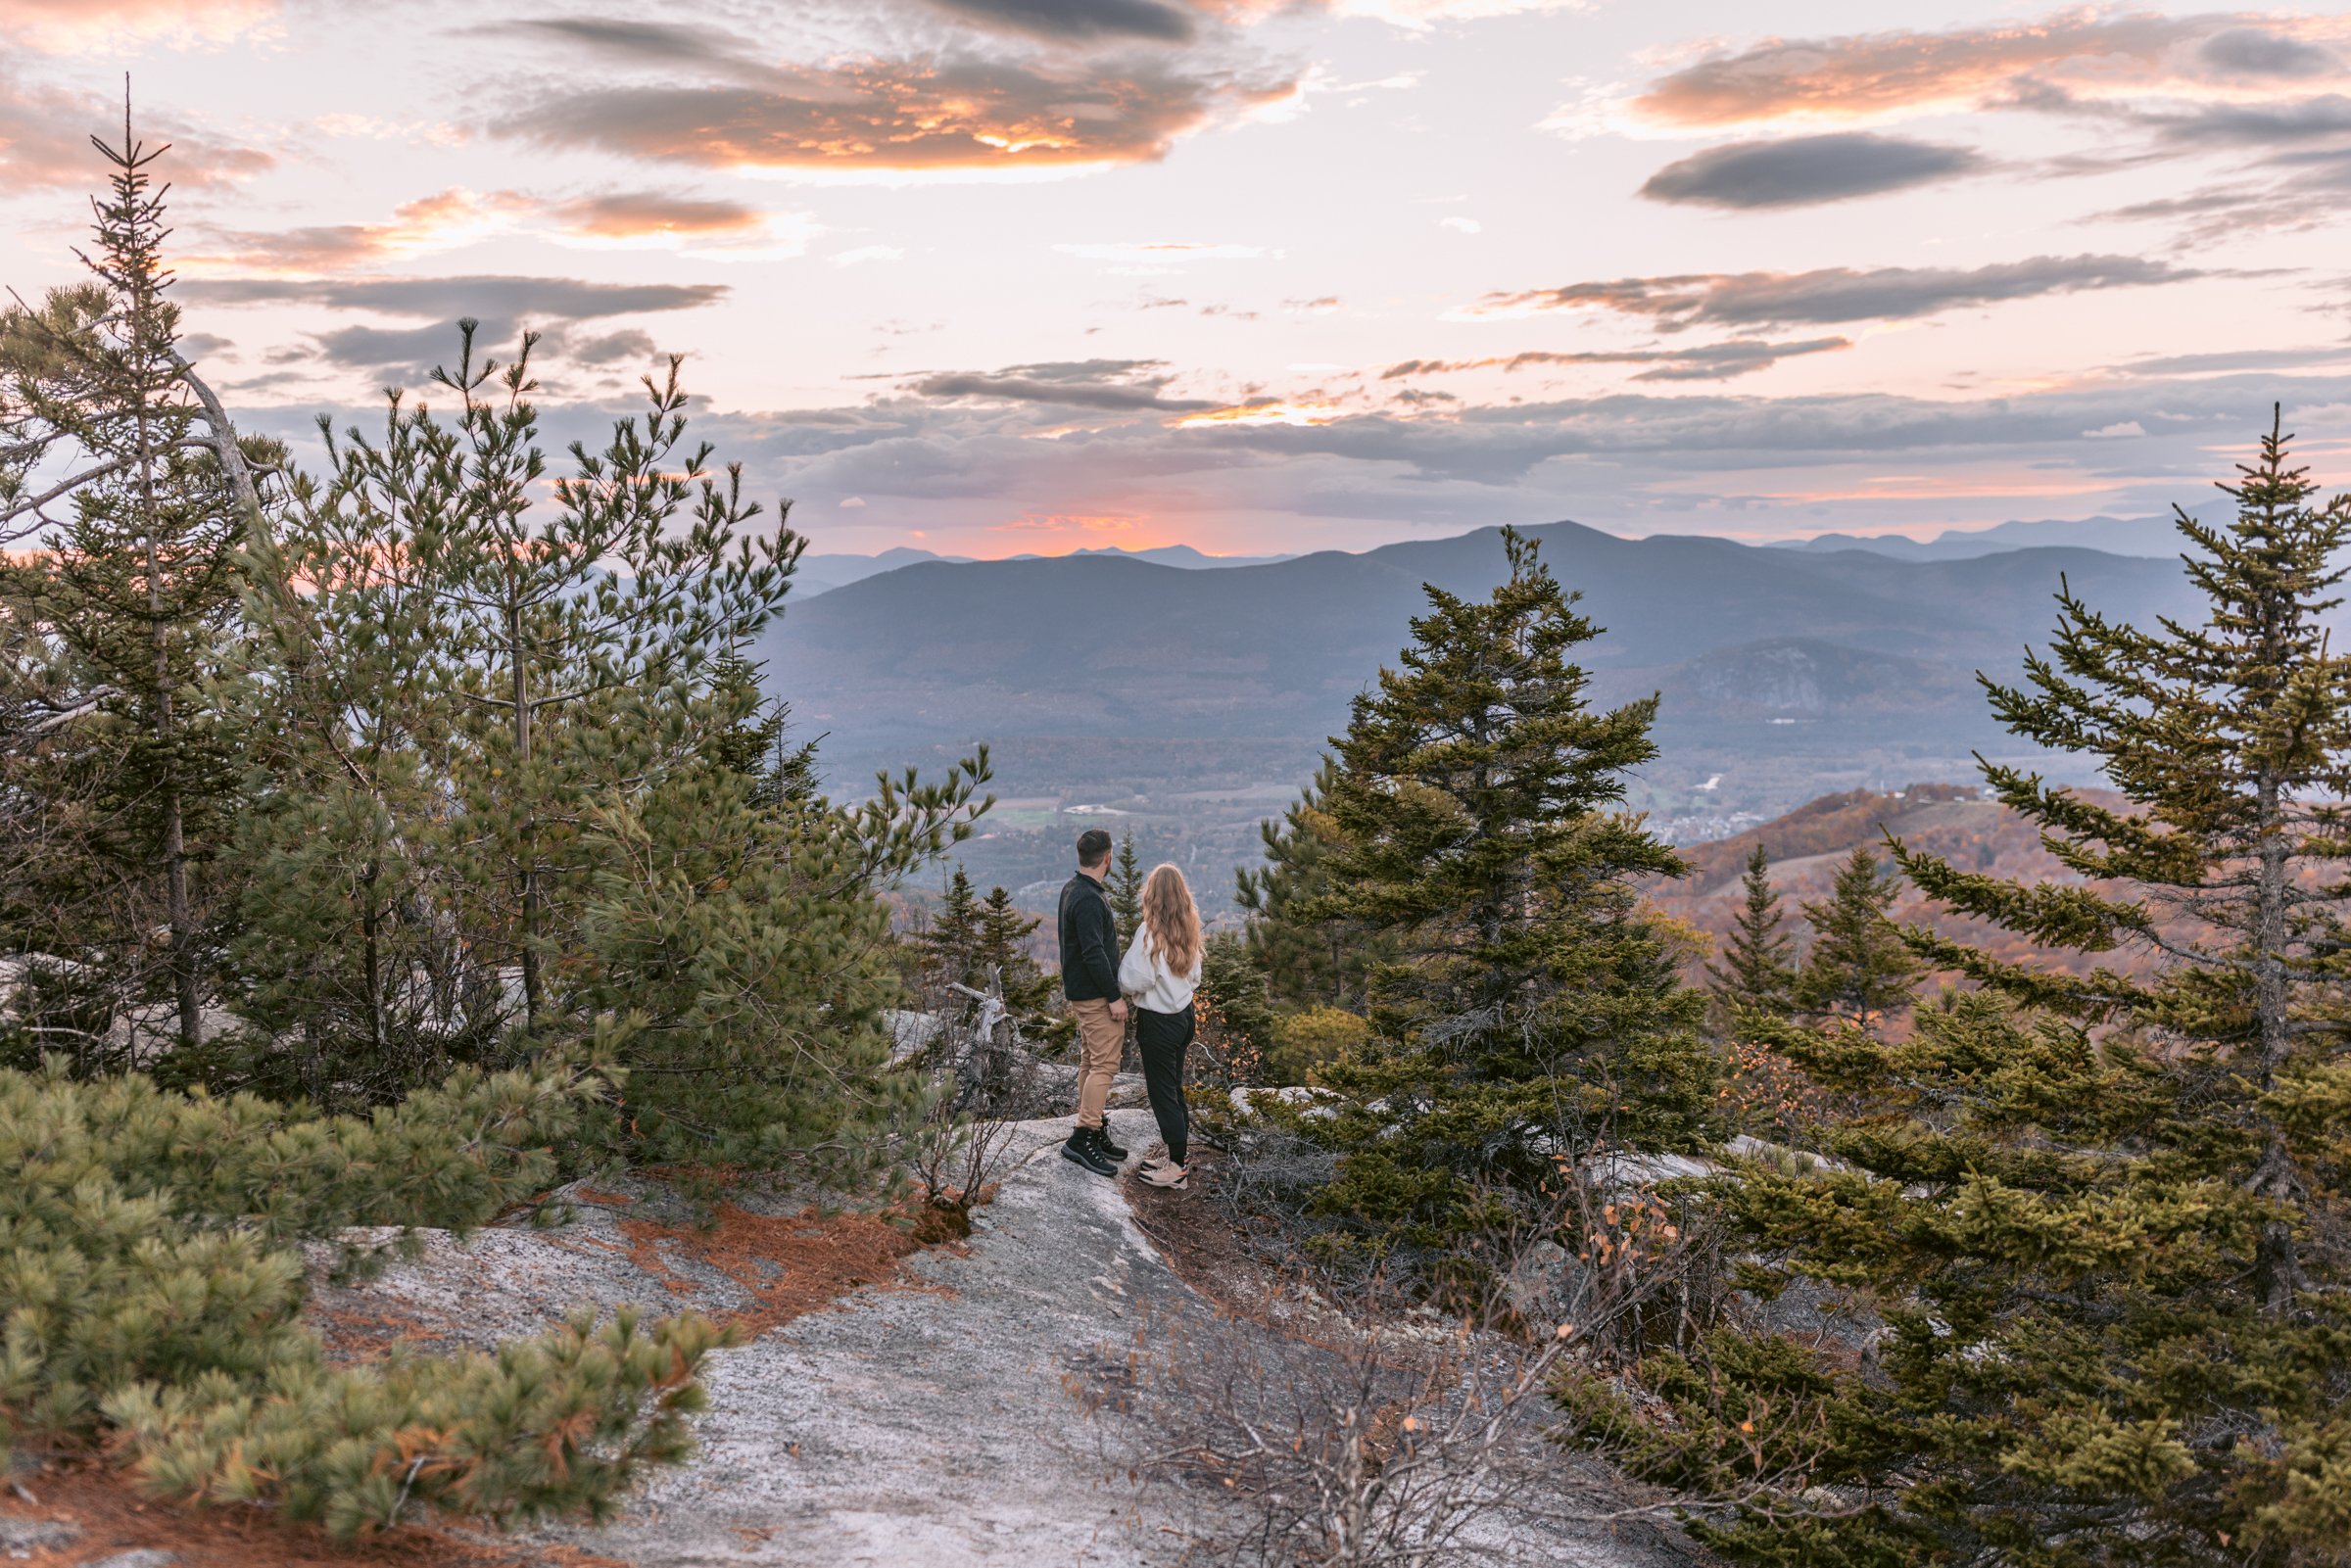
[1791,846,1920,1036]
[0,1052,722,1536]
[1703,843,1797,1027]
[1569,415,2351,1567]
[0,113,260,1053]
[1108,830,1144,944]
[1273,529,1720,1287]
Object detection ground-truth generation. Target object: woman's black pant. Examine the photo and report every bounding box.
[1134,1002,1196,1166]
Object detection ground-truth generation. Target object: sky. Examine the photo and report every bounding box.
[5,0,2351,559]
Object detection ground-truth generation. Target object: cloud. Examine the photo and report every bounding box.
[180,273,727,319]
[494,54,1292,178]
[911,358,1217,410]
[186,189,533,273]
[2149,92,2351,149]
[0,0,276,54]
[1056,241,1274,261]
[548,191,771,240]
[1623,14,2226,130]
[1640,132,1987,209]
[483,17,744,69]
[696,372,2351,532]
[0,67,273,193]
[2119,344,2351,376]
[921,0,1198,44]
[2091,139,2351,241]
[2199,25,2342,79]
[1439,215,1482,232]
[2081,420,2145,438]
[181,272,729,379]
[1463,255,2205,331]
[182,189,801,273]
[1380,337,1852,382]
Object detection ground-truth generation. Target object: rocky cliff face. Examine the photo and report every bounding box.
[301,1112,1705,1567]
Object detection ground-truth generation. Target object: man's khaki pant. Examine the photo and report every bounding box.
[1069,998,1124,1130]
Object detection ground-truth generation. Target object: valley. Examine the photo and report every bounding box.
[763,520,2204,912]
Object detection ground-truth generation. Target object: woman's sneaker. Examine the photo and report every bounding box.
[1061,1130,1118,1177]
[1138,1161,1187,1190]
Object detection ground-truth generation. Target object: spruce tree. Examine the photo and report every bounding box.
[1568,415,2351,1567]
[918,869,985,990]
[1237,759,1388,1011]
[1792,846,1920,1036]
[703,644,818,809]
[0,115,258,1052]
[1108,830,1144,944]
[1703,843,1798,1027]
[1274,529,1719,1285]
[977,884,1057,1024]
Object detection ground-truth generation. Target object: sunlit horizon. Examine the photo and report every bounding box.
[6,0,2348,560]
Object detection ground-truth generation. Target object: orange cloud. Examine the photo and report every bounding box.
[496,56,1296,177]
[182,189,534,275]
[1176,400,1342,426]
[182,188,802,274]
[0,67,273,192]
[1380,338,1851,382]
[1624,12,2351,131]
[547,192,770,241]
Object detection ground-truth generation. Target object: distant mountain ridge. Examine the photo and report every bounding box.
[1769,505,2224,561]
[793,543,1290,597]
[758,520,2208,771]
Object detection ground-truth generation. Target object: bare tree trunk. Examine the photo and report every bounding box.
[361,858,388,1074]
[510,599,540,1027]
[2251,766,2301,1310]
[137,375,202,1051]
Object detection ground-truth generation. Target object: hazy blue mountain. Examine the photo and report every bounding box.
[1770,506,2226,561]
[758,520,2204,761]
[794,542,1290,598]
[793,546,964,598]
[1064,544,1293,568]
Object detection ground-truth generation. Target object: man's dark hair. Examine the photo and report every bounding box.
[1077,828,1114,867]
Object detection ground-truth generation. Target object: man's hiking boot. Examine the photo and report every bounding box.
[1061,1130,1118,1177]
[1093,1126,1129,1162]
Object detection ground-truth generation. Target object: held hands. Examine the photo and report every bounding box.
[1109,1000,1129,1022]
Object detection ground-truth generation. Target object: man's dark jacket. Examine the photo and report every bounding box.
[1058,872,1121,1002]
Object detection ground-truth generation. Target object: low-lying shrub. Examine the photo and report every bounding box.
[0,1056,720,1537]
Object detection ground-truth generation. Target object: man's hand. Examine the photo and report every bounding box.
[1109,1000,1129,1022]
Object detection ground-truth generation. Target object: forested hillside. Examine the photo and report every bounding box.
[1649,782,2164,981]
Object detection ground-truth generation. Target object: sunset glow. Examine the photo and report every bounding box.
[3,0,2345,560]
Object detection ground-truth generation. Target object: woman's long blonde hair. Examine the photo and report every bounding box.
[1142,863,1202,975]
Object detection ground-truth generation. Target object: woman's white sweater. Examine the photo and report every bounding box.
[1119,925,1202,1014]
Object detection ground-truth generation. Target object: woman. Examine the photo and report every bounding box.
[1118,863,1204,1190]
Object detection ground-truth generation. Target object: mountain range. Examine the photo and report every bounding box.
[791,508,2213,603]
[1766,505,2226,561]
[760,520,2210,777]
[794,543,1291,597]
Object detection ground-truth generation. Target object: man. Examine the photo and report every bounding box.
[1057,828,1129,1176]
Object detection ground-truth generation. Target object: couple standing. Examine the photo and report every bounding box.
[1055,828,1200,1189]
